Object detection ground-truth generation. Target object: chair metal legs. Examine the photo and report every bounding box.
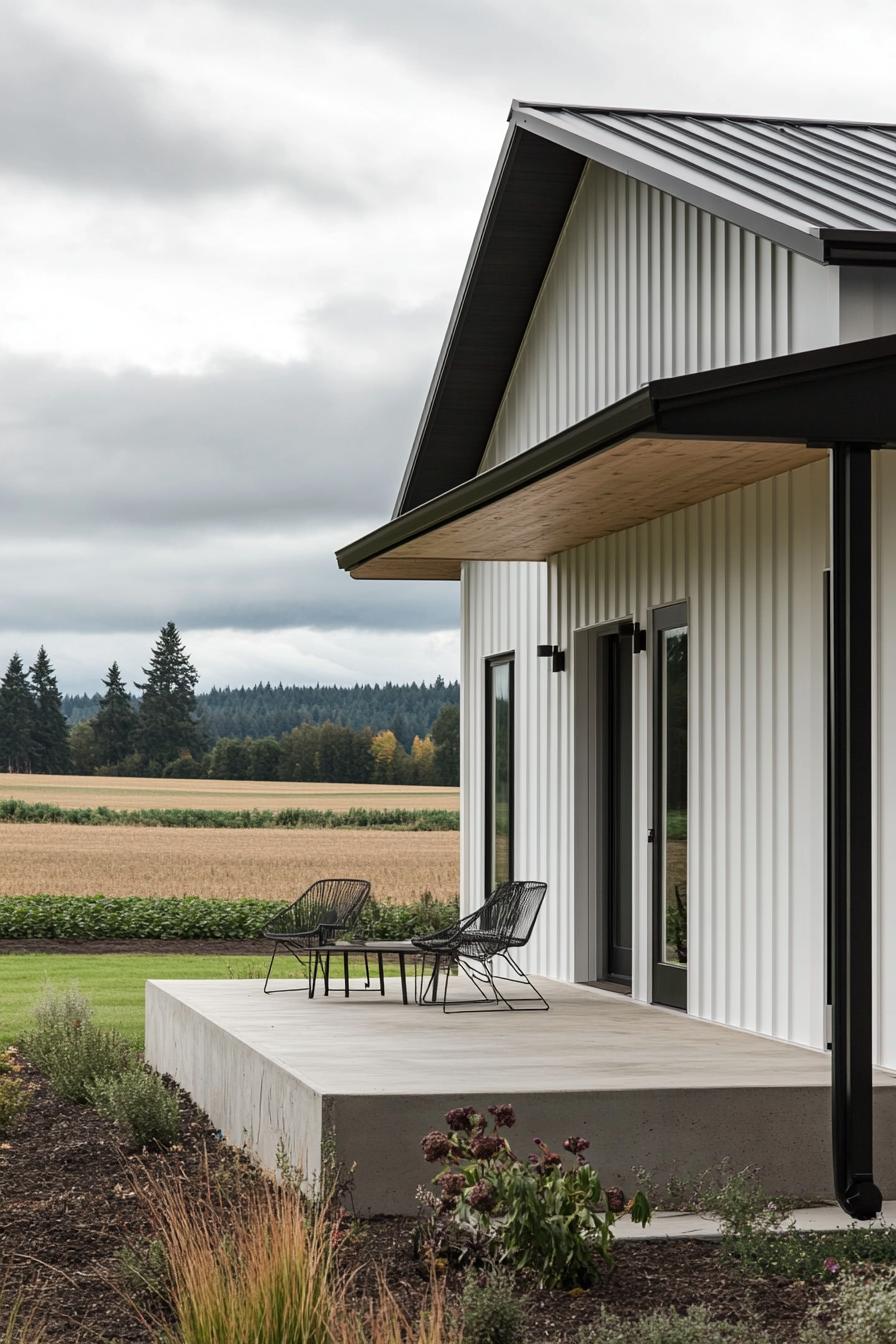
[414,950,549,1013]
[263,940,314,993]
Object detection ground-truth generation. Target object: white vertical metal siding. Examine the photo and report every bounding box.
[460,159,849,1050]
[479,162,835,473]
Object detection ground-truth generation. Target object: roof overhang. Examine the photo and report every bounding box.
[394,105,896,518]
[337,334,896,580]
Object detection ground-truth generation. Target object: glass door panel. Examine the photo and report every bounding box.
[653,604,688,1009]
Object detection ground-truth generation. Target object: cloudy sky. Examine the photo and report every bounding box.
[3,0,895,693]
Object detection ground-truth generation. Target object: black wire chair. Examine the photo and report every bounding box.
[262,878,371,994]
[412,879,548,1012]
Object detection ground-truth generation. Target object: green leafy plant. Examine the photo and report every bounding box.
[0,892,458,942]
[117,1236,170,1303]
[21,984,134,1101]
[799,1266,896,1342]
[705,1166,896,1281]
[460,1268,524,1344]
[420,1104,650,1289]
[0,1073,28,1136]
[89,1065,180,1149]
[578,1305,769,1343]
[0,797,458,831]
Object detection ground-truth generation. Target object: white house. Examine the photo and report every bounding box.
[338,106,896,1215]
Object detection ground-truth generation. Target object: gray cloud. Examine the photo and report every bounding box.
[0,532,458,636]
[0,294,457,641]
[0,8,354,203]
[0,303,443,537]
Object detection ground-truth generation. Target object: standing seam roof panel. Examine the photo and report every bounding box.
[523,107,896,233]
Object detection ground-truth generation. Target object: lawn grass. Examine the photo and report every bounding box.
[0,953,396,1049]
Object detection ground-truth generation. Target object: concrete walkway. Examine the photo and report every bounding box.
[615,1203,896,1240]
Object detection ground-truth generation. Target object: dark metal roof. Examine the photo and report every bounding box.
[339,333,896,577]
[514,104,896,261]
[393,104,896,518]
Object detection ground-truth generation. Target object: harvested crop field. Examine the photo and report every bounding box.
[0,773,459,812]
[0,823,458,905]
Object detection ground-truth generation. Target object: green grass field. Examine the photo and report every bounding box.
[1,953,395,1049]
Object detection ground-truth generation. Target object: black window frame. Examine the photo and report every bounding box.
[485,652,515,895]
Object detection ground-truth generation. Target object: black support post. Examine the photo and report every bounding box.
[829,443,882,1220]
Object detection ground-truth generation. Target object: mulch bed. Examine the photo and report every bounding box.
[0,938,272,955]
[1,1060,821,1342]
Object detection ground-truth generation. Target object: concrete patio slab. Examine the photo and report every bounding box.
[145,977,896,1214]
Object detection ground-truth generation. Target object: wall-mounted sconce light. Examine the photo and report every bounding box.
[537,643,566,673]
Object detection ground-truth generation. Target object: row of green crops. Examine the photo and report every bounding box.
[0,892,458,941]
[0,798,459,831]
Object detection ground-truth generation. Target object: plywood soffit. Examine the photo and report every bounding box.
[350,435,826,579]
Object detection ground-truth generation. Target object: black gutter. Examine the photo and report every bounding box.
[338,333,896,575]
[336,388,655,573]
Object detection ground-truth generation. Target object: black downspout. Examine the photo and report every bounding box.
[829,443,883,1220]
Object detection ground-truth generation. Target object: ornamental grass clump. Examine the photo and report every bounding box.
[146,1176,338,1344]
[420,1103,650,1289]
[21,984,134,1102]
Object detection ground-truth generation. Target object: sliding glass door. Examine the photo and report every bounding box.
[485,655,514,892]
[652,603,688,1010]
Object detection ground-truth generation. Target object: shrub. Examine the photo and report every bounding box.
[419,1104,650,1289]
[708,1167,896,1280]
[578,1305,769,1343]
[461,1269,524,1344]
[799,1267,896,1342]
[116,1236,170,1303]
[0,893,458,942]
[89,1066,180,1149]
[21,984,134,1101]
[0,797,459,831]
[0,1074,28,1136]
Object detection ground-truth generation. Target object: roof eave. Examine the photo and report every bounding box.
[338,387,656,574]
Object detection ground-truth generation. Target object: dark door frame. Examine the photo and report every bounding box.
[573,619,636,988]
[650,600,689,1012]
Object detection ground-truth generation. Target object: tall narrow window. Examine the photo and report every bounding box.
[485,655,514,892]
[652,601,688,1010]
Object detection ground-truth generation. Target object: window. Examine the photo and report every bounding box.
[485,655,514,891]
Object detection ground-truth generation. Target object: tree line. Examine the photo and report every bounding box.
[1,623,460,785]
[62,676,460,750]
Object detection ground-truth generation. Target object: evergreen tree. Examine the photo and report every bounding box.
[0,653,35,772]
[135,623,200,766]
[28,646,71,774]
[93,661,137,766]
[69,720,97,775]
[431,704,460,785]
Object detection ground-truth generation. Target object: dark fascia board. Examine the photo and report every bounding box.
[336,334,896,575]
[393,125,585,517]
[339,389,654,573]
[649,331,896,442]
